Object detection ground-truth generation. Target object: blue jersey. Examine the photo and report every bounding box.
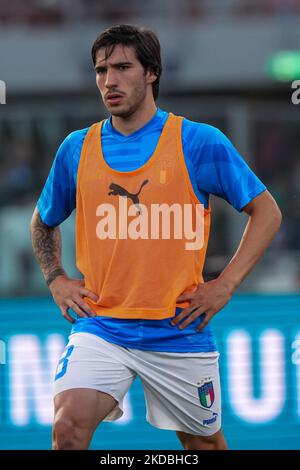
[38,108,266,352]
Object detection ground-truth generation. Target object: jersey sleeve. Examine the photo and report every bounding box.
[182,120,267,211]
[37,128,88,227]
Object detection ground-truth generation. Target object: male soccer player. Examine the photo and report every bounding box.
[31,24,282,450]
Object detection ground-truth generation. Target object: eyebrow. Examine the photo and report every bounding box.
[94,61,133,71]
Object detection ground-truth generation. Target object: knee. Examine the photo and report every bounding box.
[52,416,84,450]
[177,430,228,451]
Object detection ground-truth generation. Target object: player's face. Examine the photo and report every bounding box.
[94,44,154,118]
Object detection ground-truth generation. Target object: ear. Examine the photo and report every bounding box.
[146,69,158,85]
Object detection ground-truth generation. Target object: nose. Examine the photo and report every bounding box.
[105,68,118,89]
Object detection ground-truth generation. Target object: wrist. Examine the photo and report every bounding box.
[46,268,67,287]
[218,272,240,295]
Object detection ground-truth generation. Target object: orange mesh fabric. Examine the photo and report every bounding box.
[76,113,210,319]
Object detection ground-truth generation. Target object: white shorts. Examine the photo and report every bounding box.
[53,332,221,436]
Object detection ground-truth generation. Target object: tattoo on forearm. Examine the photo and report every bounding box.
[45,268,66,287]
[31,209,66,285]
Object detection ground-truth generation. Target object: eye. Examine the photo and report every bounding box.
[119,65,129,71]
[96,68,106,75]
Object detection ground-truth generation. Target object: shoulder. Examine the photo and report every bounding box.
[181,118,232,148]
[62,127,90,152]
[55,127,90,167]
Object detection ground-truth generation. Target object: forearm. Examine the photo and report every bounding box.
[219,195,282,293]
[30,207,66,286]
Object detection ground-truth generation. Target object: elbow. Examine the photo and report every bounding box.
[271,203,282,234]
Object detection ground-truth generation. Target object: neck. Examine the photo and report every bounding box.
[111,100,157,136]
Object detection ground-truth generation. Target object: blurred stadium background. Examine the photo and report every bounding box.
[0,0,300,450]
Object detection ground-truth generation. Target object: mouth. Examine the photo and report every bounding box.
[106,94,123,105]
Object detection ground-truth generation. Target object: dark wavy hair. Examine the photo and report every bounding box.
[91,24,162,101]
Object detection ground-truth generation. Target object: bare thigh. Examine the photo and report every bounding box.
[53,388,118,450]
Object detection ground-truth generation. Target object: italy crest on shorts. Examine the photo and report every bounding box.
[197,379,215,408]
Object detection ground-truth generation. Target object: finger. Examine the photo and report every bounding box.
[196,312,212,332]
[68,300,89,319]
[75,296,96,317]
[60,307,75,324]
[171,305,198,326]
[80,288,99,303]
[177,285,203,303]
[179,306,208,330]
[176,293,193,303]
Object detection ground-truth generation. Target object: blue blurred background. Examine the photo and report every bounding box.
[0,0,300,449]
[1,295,300,449]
